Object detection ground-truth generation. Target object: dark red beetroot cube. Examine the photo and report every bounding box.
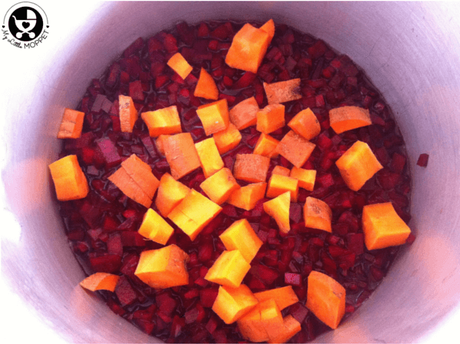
[289,203,303,223]
[89,253,121,273]
[107,234,123,256]
[95,137,121,169]
[289,303,309,323]
[115,275,137,306]
[184,303,206,324]
[134,319,155,335]
[120,253,139,277]
[197,22,209,37]
[170,315,185,338]
[338,253,356,271]
[250,264,279,286]
[206,316,218,334]
[156,292,177,316]
[200,288,218,308]
[163,33,178,53]
[285,273,302,287]
[377,170,401,190]
[106,63,121,87]
[308,40,328,59]
[406,233,416,245]
[347,233,364,255]
[121,231,146,247]
[391,152,407,173]
[234,72,256,89]
[417,153,429,167]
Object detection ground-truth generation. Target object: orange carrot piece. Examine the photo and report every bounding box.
[260,19,275,41]
[195,137,224,178]
[80,272,120,292]
[277,130,316,168]
[121,154,159,200]
[213,122,242,154]
[227,182,267,211]
[256,104,285,134]
[155,173,190,217]
[266,174,299,202]
[304,196,332,232]
[233,154,270,183]
[263,191,291,234]
[194,67,219,100]
[57,108,85,139]
[108,165,152,208]
[49,155,89,201]
[200,168,240,205]
[288,108,321,140]
[264,78,302,105]
[290,167,316,191]
[237,304,270,343]
[167,52,193,80]
[229,96,259,130]
[272,165,290,177]
[254,286,299,311]
[196,99,229,136]
[329,106,372,134]
[141,105,182,137]
[253,133,279,158]
[205,250,251,288]
[268,315,301,344]
[155,134,170,156]
[164,133,201,179]
[119,94,138,133]
[219,219,263,263]
[212,284,258,324]
[134,244,190,289]
[335,140,383,191]
[259,299,284,341]
[362,202,411,250]
[306,271,346,329]
[138,208,174,245]
[225,23,271,73]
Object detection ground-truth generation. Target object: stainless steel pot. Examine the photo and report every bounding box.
[2,1,460,343]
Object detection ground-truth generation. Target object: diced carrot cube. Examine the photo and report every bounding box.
[253,133,279,158]
[200,168,240,205]
[362,202,411,250]
[329,106,372,134]
[272,165,290,177]
[254,285,299,311]
[134,244,190,289]
[205,250,251,288]
[168,189,222,241]
[167,52,193,80]
[121,154,159,200]
[225,23,271,73]
[304,196,332,232]
[335,140,383,191]
[266,174,299,202]
[212,284,258,324]
[260,19,275,41]
[290,167,316,191]
[227,182,267,211]
[237,304,270,343]
[119,94,138,133]
[155,134,170,156]
[195,137,224,178]
[213,123,242,154]
[80,272,120,292]
[288,108,321,140]
[141,105,182,137]
[256,104,285,134]
[108,166,152,208]
[220,219,263,263]
[197,99,229,136]
[233,154,270,183]
[277,130,316,168]
[155,173,190,217]
[267,315,301,344]
[306,271,346,329]
[263,191,291,234]
[264,79,302,105]
[259,299,284,341]
[229,96,259,130]
[49,155,89,201]
[164,133,201,179]
[57,108,85,139]
[194,67,219,100]
[138,208,174,245]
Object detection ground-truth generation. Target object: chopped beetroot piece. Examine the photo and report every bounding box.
[206,316,218,334]
[347,233,364,255]
[200,288,218,308]
[89,253,121,273]
[121,232,146,247]
[289,303,309,323]
[406,233,416,245]
[107,234,123,256]
[156,292,177,316]
[115,275,137,306]
[95,137,121,168]
[120,254,139,277]
[250,263,279,286]
[417,153,429,167]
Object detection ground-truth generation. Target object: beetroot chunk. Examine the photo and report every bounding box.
[417,153,429,167]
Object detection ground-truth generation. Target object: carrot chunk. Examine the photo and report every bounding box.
[119,94,138,133]
[272,166,290,177]
[205,250,251,288]
[233,154,270,183]
[121,154,159,200]
[108,166,152,208]
[254,285,299,311]
[264,78,302,105]
[329,106,372,134]
[263,191,291,234]
[260,19,275,41]
[290,167,316,191]
[227,182,267,211]
[288,108,321,140]
[212,284,258,324]
[167,52,193,80]
[220,219,263,263]
[155,134,170,156]
[138,208,174,245]
[237,304,270,343]
[134,244,190,289]
[259,299,284,341]
[194,67,219,100]
[163,133,201,179]
[304,196,332,232]
[80,272,120,292]
[195,137,224,178]
[196,99,230,136]
[213,123,242,154]
[200,168,240,205]
[141,105,182,137]
[277,130,316,168]
[168,189,222,241]
[155,173,190,217]
[362,202,411,250]
[57,108,85,139]
[229,96,259,130]
[225,23,271,73]
[266,174,299,202]
[268,315,301,344]
[49,155,89,201]
[253,133,279,158]
[256,104,285,134]
[306,271,346,329]
[335,140,383,191]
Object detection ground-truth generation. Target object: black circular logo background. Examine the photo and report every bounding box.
[8,6,43,42]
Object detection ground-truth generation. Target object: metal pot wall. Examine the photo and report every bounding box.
[2,2,460,343]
